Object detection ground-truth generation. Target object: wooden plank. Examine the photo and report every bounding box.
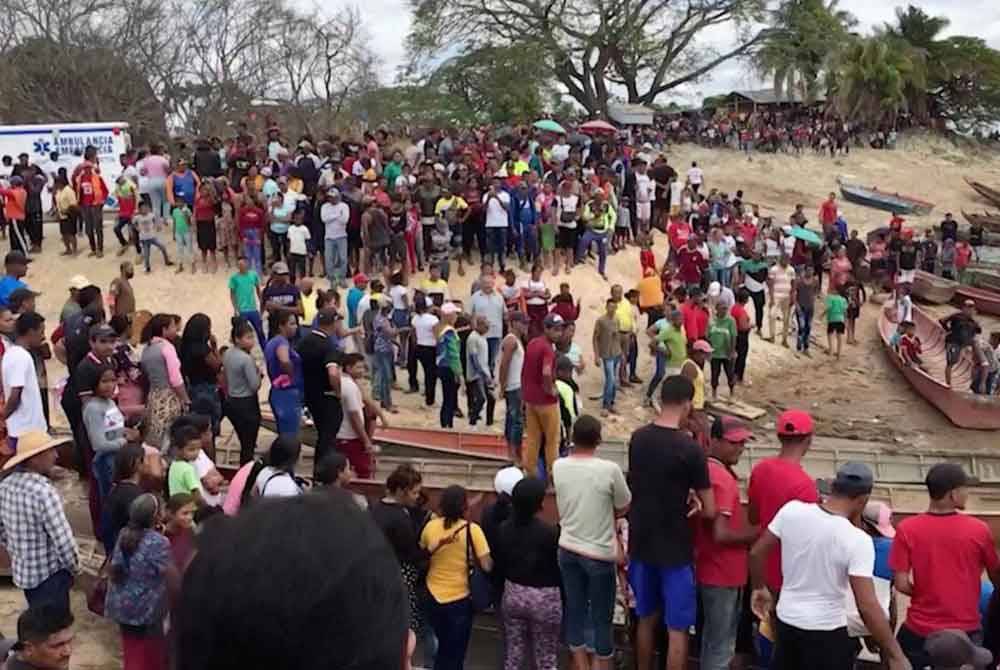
[706,398,767,420]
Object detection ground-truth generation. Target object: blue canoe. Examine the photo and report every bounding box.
[838,180,935,216]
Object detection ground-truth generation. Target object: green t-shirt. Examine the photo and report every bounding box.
[706,315,737,359]
[168,460,200,497]
[172,207,190,235]
[655,321,689,370]
[228,271,260,312]
[826,294,848,324]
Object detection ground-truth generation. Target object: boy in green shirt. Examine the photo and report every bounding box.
[172,202,194,274]
[824,288,849,359]
[167,424,205,504]
[706,301,737,400]
[228,256,265,346]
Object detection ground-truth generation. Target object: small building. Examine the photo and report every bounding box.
[609,103,655,126]
[711,88,826,114]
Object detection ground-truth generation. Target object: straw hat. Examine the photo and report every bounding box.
[3,432,71,471]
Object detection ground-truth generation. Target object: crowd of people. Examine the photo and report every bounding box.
[0,119,997,670]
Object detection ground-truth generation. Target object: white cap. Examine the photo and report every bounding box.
[708,281,721,297]
[68,274,91,290]
[260,166,272,177]
[493,466,524,496]
[440,302,460,315]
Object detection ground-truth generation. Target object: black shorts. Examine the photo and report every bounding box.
[59,217,77,237]
[827,322,845,334]
[347,226,362,251]
[846,305,860,320]
[772,620,858,670]
[196,220,217,251]
[557,227,576,249]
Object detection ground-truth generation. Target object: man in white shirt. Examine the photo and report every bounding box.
[687,161,704,194]
[1,312,48,446]
[321,189,351,286]
[484,177,511,271]
[749,463,910,670]
[410,297,440,405]
[335,354,373,479]
[253,435,303,498]
[470,275,506,370]
[634,160,654,231]
[767,256,796,347]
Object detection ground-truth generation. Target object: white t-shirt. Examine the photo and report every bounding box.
[485,191,511,228]
[194,450,223,506]
[1,344,46,437]
[389,284,409,311]
[321,201,350,240]
[253,465,302,498]
[782,234,796,257]
[635,174,653,203]
[557,195,579,229]
[769,265,796,301]
[287,224,311,255]
[687,166,704,185]
[552,455,632,563]
[337,375,364,440]
[411,312,440,347]
[769,501,874,631]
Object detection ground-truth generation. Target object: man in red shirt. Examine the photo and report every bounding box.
[520,312,564,481]
[676,236,706,289]
[889,462,1000,669]
[667,216,692,260]
[818,192,838,235]
[695,416,759,670]
[680,289,709,342]
[747,409,819,593]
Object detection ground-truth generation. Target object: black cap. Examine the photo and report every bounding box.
[830,462,874,497]
[925,629,992,669]
[4,251,31,265]
[926,462,969,500]
[89,324,116,340]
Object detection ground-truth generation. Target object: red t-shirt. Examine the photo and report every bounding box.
[78,178,96,207]
[739,223,757,247]
[238,207,264,235]
[889,512,1000,636]
[747,457,819,591]
[694,459,749,587]
[731,303,751,332]
[118,193,136,219]
[680,302,708,341]
[956,244,973,269]
[639,249,656,275]
[521,335,557,406]
[194,195,216,222]
[899,334,922,362]
[819,200,837,226]
[668,220,692,251]
[676,247,704,284]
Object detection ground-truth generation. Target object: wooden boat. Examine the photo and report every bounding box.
[912,270,958,304]
[838,179,935,216]
[962,210,1000,234]
[965,268,1000,292]
[965,177,1000,208]
[954,285,1000,317]
[877,304,1000,430]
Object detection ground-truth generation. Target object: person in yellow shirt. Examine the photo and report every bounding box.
[611,284,635,387]
[419,263,449,307]
[299,277,319,325]
[419,485,493,668]
[434,188,470,274]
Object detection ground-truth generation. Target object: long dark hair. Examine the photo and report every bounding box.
[112,444,145,483]
[439,485,467,530]
[110,494,159,583]
[511,477,546,526]
[141,313,173,344]
[180,313,212,372]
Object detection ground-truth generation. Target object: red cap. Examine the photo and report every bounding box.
[716,416,754,443]
[352,273,369,286]
[776,409,814,437]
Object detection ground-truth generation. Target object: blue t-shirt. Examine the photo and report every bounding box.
[0,275,27,307]
[347,287,364,328]
[264,335,303,389]
[872,536,892,580]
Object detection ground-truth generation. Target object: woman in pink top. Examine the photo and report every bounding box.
[139,313,189,450]
[828,245,853,293]
[140,144,172,219]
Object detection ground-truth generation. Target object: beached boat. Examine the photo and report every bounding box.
[966,268,1000,292]
[954,285,1000,317]
[965,177,1000,208]
[962,210,1000,234]
[838,179,935,216]
[912,270,958,304]
[877,305,1000,430]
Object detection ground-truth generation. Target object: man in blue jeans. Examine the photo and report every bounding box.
[593,298,622,415]
[483,177,511,270]
[228,256,265,347]
[0,431,79,615]
[627,375,716,670]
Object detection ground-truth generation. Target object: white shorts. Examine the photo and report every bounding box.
[898,269,915,284]
[637,202,651,221]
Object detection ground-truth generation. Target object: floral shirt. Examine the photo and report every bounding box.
[105,530,170,627]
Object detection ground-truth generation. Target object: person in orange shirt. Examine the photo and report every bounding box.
[0,176,29,253]
[74,162,110,257]
[955,239,974,283]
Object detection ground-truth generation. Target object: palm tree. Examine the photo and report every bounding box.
[885,5,950,54]
[754,0,858,102]
[832,35,926,125]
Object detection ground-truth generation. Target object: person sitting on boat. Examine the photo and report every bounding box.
[940,300,981,388]
[898,321,927,372]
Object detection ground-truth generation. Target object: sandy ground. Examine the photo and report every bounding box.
[6,132,1000,665]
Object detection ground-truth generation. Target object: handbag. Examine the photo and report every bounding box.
[87,558,110,617]
[465,523,492,613]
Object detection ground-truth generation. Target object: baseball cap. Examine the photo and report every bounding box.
[352,272,369,286]
[692,339,713,354]
[713,416,753,443]
[4,251,31,265]
[775,409,814,437]
[440,302,460,315]
[831,462,874,497]
[68,274,91,290]
[493,466,524,496]
[271,261,290,275]
[861,501,896,539]
[708,281,721,297]
[543,313,565,328]
[327,188,341,199]
[925,630,993,669]
[89,324,117,340]
[8,287,40,304]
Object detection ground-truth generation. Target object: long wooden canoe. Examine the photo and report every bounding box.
[877,305,1000,430]
[965,177,1000,208]
[965,268,1000,292]
[839,180,934,216]
[912,270,958,304]
[954,284,1000,317]
[962,210,1000,234]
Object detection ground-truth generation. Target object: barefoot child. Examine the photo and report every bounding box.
[898,321,926,372]
[172,201,195,274]
[614,195,632,251]
[823,287,848,359]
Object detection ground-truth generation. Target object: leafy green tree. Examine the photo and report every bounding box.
[831,35,925,125]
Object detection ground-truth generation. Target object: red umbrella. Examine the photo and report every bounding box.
[579,120,617,135]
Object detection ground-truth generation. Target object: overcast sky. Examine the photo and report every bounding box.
[322,0,1000,105]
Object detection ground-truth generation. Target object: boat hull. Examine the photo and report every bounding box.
[961,210,1000,235]
[966,177,1000,208]
[839,183,934,216]
[912,270,958,304]
[878,305,1000,429]
[955,285,1000,317]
